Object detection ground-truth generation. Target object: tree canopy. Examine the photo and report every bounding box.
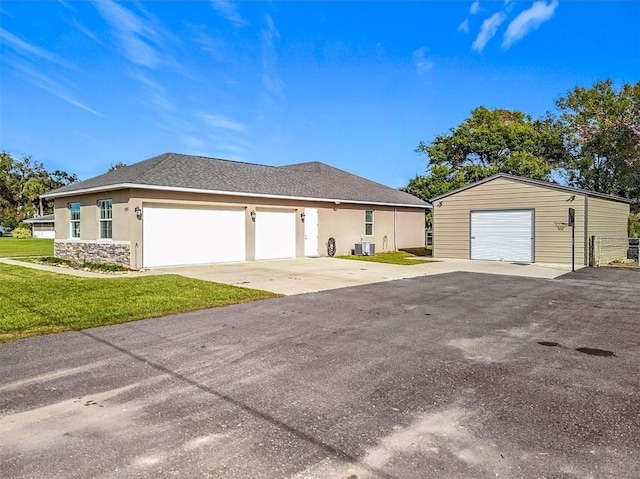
[555,79,640,202]
[405,106,566,201]
[0,152,78,229]
[405,79,640,212]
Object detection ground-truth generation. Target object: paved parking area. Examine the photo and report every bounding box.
[155,257,575,295]
[1,267,638,478]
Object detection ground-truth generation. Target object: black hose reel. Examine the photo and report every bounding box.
[327,237,336,257]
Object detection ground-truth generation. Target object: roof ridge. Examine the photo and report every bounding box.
[124,153,171,183]
[176,152,281,169]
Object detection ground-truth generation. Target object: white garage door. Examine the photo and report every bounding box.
[471,210,534,263]
[143,205,245,268]
[255,210,296,260]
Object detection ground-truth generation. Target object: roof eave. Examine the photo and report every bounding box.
[42,183,431,209]
[429,173,633,204]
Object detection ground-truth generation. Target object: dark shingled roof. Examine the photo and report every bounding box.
[42,153,429,207]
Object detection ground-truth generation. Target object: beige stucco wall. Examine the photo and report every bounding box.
[433,177,589,264]
[54,188,425,268]
[587,196,630,264]
[54,190,131,241]
[317,206,425,256]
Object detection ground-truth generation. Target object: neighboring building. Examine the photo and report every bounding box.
[23,214,55,239]
[430,173,631,266]
[41,153,429,269]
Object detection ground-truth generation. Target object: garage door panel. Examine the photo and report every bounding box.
[471,210,533,263]
[255,210,296,260]
[144,206,245,267]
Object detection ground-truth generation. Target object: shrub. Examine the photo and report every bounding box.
[11,224,32,239]
[81,261,128,272]
[629,213,640,238]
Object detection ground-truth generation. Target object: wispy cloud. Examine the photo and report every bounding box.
[458,1,482,33]
[261,13,285,104]
[412,47,434,74]
[11,61,102,116]
[210,0,248,27]
[502,1,559,49]
[93,1,165,68]
[199,113,247,133]
[0,28,71,67]
[472,12,507,52]
[70,19,103,44]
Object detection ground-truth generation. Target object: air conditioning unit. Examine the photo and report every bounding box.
[354,242,375,256]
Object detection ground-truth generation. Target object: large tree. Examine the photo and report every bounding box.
[0,152,78,228]
[554,79,640,205]
[405,107,567,201]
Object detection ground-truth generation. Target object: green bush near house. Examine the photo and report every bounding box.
[10,224,32,239]
[0,263,280,343]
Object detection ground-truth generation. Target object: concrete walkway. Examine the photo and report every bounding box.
[2,256,578,294]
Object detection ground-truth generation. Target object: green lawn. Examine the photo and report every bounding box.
[0,263,279,343]
[336,251,434,266]
[0,237,54,257]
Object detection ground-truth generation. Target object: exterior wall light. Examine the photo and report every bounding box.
[134,206,142,220]
[250,210,256,221]
[300,212,306,222]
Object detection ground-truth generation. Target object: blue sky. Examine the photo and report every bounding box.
[1,1,639,188]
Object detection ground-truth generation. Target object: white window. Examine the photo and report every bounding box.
[69,202,80,238]
[98,199,112,239]
[365,210,374,236]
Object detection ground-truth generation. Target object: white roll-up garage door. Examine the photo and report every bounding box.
[255,210,296,260]
[143,205,245,268]
[471,210,534,263]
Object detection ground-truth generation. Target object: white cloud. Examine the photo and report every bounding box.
[502,1,559,49]
[210,0,248,27]
[412,47,434,74]
[470,1,481,15]
[94,1,166,68]
[472,11,507,52]
[199,113,247,133]
[458,19,470,33]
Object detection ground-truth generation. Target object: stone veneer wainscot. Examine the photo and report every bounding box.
[55,241,131,267]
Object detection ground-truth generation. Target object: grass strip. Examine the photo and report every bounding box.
[0,263,279,343]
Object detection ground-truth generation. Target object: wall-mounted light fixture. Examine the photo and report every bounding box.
[437,201,443,207]
[250,210,256,221]
[568,195,576,202]
[134,206,142,220]
[300,212,306,222]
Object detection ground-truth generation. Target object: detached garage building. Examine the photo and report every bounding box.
[41,153,428,269]
[431,174,630,265]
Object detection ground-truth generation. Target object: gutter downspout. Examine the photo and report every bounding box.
[393,207,397,251]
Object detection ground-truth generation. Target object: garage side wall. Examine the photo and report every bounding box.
[587,197,630,264]
[317,206,425,256]
[433,177,586,264]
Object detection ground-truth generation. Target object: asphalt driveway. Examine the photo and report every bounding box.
[1,268,639,478]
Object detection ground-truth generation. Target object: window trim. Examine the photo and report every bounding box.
[69,202,81,239]
[98,199,113,240]
[364,210,374,236]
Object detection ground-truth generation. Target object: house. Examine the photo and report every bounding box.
[41,153,429,269]
[23,214,55,239]
[431,173,631,265]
